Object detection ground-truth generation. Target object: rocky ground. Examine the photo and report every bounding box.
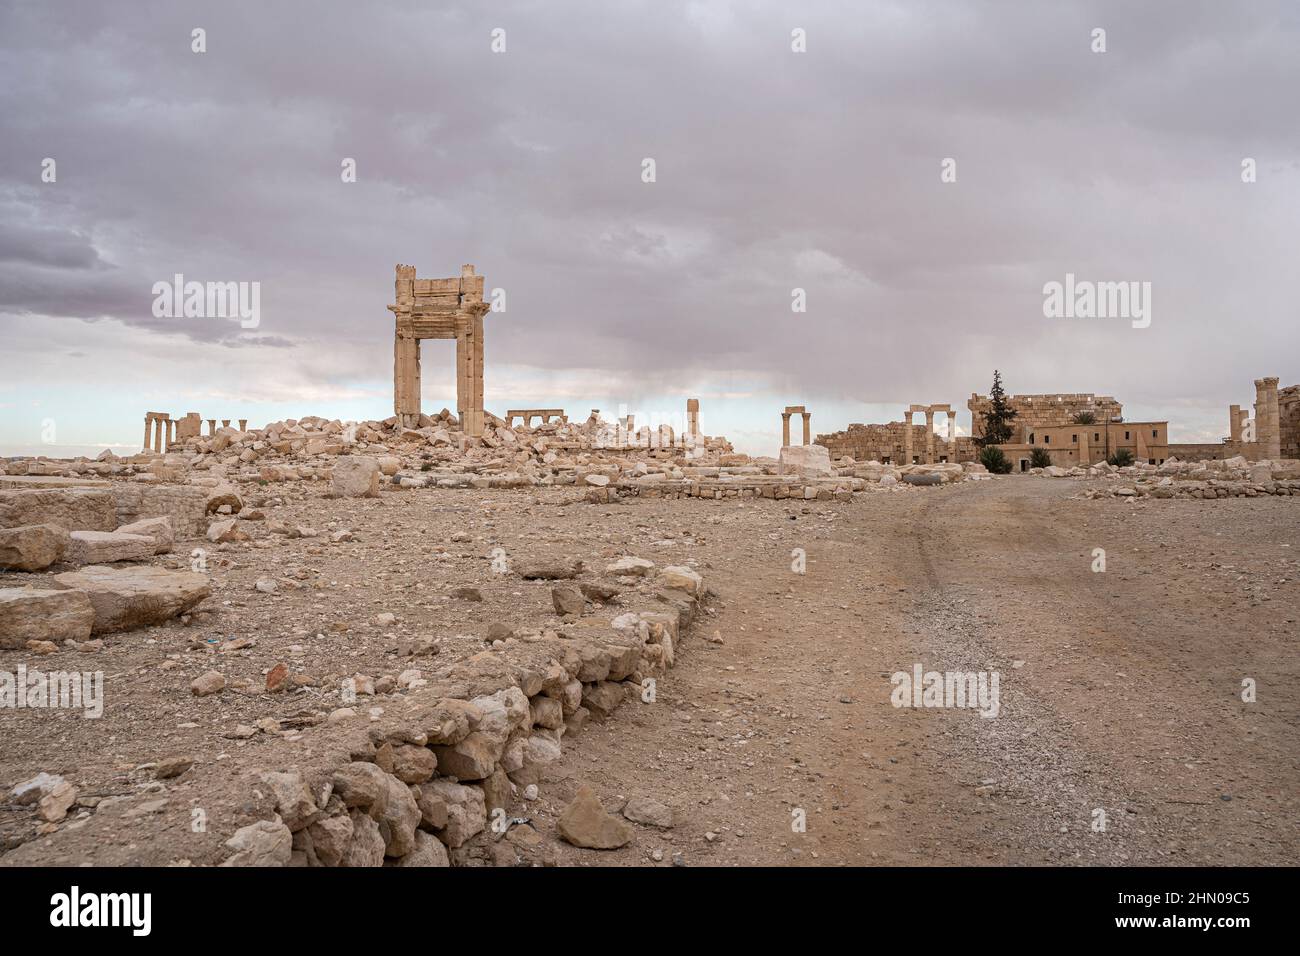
[1,476,1296,866]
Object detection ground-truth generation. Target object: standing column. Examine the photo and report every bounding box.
[802,412,811,446]
[781,413,792,447]
[1255,377,1281,459]
[1229,405,1242,443]
[395,333,421,428]
[143,416,152,453]
[687,398,700,439]
[903,413,914,464]
[947,414,956,442]
[925,410,936,464]
[208,419,217,436]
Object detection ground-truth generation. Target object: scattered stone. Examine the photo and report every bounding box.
[191,670,226,696]
[623,795,674,828]
[551,585,585,616]
[558,784,633,849]
[155,756,194,780]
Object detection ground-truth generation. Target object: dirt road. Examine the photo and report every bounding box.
[539,479,1299,866]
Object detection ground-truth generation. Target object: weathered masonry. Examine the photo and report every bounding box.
[389,263,492,437]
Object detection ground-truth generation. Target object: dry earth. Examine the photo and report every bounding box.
[2,477,1296,866]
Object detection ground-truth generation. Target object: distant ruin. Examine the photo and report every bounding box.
[389,263,491,437]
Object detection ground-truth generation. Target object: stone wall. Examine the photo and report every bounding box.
[968,392,1122,441]
[1281,384,1300,460]
[217,567,712,867]
[815,423,976,464]
[110,484,211,536]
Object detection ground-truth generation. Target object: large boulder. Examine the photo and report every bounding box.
[51,565,211,634]
[0,524,70,571]
[331,457,381,498]
[0,488,116,531]
[0,588,95,648]
[778,444,833,477]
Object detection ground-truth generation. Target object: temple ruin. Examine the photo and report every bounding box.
[781,406,812,446]
[389,263,491,437]
[143,412,247,453]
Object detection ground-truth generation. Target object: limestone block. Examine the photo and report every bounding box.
[66,530,155,565]
[51,565,211,634]
[778,444,833,477]
[0,524,70,571]
[331,457,381,498]
[115,516,175,554]
[0,488,116,531]
[0,587,95,648]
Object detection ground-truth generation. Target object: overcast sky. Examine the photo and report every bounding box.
[2,0,1297,457]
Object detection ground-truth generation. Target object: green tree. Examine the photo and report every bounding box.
[980,445,1013,474]
[1030,447,1052,468]
[1107,448,1135,467]
[978,370,1017,446]
[1073,410,1097,425]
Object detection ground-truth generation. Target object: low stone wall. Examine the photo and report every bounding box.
[216,571,711,867]
[110,484,211,536]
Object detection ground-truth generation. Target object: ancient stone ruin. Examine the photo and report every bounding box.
[389,263,491,437]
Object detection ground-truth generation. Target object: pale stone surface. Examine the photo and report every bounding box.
[331,457,381,498]
[0,488,116,531]
[115,516,174,554]
[0,588,95,648]
[606,555,655,576]
[66,530,154,565]
[659,565,704,595]
[623,795,675,828]
[221,820,293,867]
[778,444,833,476]
[51,565,211,634]
[0,524,69,571]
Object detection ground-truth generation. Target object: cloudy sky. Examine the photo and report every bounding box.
[2,0,1297,457]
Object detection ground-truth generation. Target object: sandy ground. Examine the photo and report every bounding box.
[2,477,1296,865]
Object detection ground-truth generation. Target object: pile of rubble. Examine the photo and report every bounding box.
[0,482,213,650]
[3,412,986,504]
[1025,455,1300,500]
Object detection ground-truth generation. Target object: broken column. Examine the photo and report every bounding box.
[1229,404,1242,443]
[1255,377,1281,459]
[925,410,936,464]
[903,411,914,464]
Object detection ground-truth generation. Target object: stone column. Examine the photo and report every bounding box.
[143,416,152,452]
[925,410,936,464]
[687,398,700,439]
[1255,377,1281,459]
[903,413,914,464]
[208,419,217,436]
[239,419,247,431]
[153,419,163,453]
[947,414,956,442]
[781,413,792,447]
[1229,405,1242,442]
[801,412,811,446]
